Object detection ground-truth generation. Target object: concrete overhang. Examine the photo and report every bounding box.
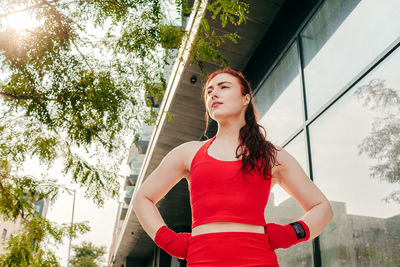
[111,0,286,265]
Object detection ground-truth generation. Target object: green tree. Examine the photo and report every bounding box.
[0,0,249,265]
[0,163,90,267]
[70,241,106,267]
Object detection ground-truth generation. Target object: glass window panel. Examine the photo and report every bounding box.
[309,47,400,266]
[139,124,154,141]
[129,154,145,174]
[301,0,400,118]
[266,131,314,266]
[254,43,304,146]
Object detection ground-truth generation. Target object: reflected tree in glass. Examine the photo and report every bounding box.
[354,78,400,204]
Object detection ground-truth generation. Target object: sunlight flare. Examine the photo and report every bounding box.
[1,10,42,31]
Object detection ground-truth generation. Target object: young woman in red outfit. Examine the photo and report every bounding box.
[133,68,333,266]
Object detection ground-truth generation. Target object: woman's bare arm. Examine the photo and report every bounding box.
[132,142,195,241]
[275,147,333,239]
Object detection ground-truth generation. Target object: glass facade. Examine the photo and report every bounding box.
[301,0,400,119]
[310,45,400,267]
[265,131,314,266]
[255,0,400,265]
[254,43,304,145]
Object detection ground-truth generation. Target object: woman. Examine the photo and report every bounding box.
[133,68,333,266]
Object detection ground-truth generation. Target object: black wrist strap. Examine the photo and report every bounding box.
[289,221,306,240]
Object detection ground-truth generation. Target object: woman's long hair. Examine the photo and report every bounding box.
[202,67,281,180]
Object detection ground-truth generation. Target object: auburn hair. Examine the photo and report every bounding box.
[202,67,281,180]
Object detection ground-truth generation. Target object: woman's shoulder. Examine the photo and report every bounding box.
[270,145,305,185]
[171,139,209,174]
[168,139,207,157]
[269,144,284,187]
[178,139,208,154]
[273,145,289,165]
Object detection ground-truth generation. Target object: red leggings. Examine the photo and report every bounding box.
[186,231,279,266]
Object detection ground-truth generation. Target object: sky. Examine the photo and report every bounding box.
[21,157,127,266]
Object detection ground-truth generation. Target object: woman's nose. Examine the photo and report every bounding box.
[210,90,219,99]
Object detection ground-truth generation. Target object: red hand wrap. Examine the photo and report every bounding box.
[265,220,310,250]
[154,225,191,259]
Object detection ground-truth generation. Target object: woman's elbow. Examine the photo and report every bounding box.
[132,192,145,211]
[132,192,154,211]
[325,201,334,222]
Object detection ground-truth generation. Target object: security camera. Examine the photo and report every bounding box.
[190,75,197,84]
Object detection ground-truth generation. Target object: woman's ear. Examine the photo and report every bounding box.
[243,94,251,106]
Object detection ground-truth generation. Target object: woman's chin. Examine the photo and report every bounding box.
[210,112,222,120]
[210,112,230,122]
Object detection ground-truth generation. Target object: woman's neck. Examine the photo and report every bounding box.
[215,118,246,143]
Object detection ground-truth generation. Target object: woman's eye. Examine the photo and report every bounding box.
[221,86,228,89]
[207,90,212,95]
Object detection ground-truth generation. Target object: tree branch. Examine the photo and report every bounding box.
[0,91,33,100]
[0,0,59,18]
[0,99,16,120]
[70,38,95,76]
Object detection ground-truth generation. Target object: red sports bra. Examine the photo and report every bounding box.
[188,136,272,229]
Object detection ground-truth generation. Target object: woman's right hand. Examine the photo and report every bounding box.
[154,225,192,259]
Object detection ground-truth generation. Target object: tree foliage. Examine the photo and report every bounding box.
[0,164,90,267]
[0,0,249,203]
[70,241,106,267]
[0,0,249,265]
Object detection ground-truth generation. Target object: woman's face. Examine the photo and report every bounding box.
[205,73,250,122]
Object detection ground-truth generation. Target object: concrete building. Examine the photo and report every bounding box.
[109,0,400,266]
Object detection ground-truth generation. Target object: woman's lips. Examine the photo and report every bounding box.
[212,102,222,108]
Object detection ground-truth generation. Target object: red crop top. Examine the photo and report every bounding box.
[188,136,272,229]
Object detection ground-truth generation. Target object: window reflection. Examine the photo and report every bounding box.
[254,43,303,146]
[301,0,400,118]
[309,46,400,266]
[266,131,314,266]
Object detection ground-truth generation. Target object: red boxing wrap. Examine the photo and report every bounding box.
[154,225,191,259]
[265,220,310,250]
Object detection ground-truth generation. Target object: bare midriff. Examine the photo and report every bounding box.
[191,222,266,236]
